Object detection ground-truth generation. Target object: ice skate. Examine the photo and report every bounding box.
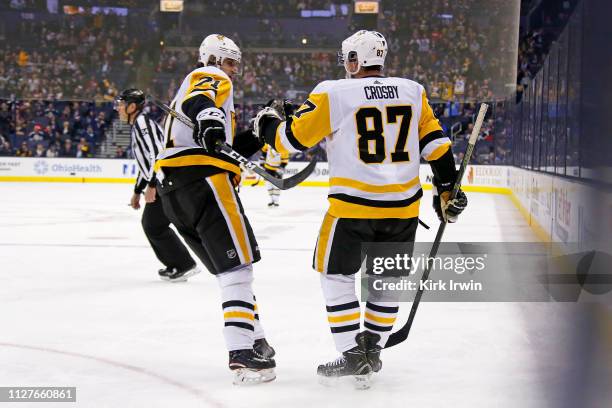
[356,331,382,373]
[254,337,276,359]
[158,267,172,281]
[317,345,372,389]
[160,264,201,282]
[229,349,276,385]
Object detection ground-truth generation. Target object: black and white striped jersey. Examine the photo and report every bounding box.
[130,112,166,194]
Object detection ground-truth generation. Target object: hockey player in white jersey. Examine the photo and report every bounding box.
[260,144,289,207]
[154,34,276,384]
[253,30,467,385]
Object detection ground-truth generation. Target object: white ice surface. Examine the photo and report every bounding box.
[0,182,562,408]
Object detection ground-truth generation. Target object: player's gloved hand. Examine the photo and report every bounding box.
[253,106,283,146]
[432,179,468,223]
[281,100,296,118]
[193,107,226,153]
[265,99,295,119]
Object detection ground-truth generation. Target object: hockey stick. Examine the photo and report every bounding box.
[150,98,317,190]
[384,103,489,349]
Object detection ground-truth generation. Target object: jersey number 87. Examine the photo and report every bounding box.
[356,105,412,164]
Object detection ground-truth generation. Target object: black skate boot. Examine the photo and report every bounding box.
[229,349,276,385]
[158,267,172,280]
[356,331,382,373]
[161,264,200,282]
[253,338,276,359]
[317,345,372,389]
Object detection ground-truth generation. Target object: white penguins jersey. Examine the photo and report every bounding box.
[155,65,240,177]
[271,76,450,219]
[262,144,288,170]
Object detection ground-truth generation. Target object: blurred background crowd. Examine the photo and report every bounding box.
[0,0,578,166]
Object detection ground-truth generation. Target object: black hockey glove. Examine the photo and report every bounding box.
[194,107,226,153]
[265,99,295,118]
[253,106,283,146]
[432,178,468,223]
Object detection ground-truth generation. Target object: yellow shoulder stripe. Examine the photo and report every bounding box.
[182,71,232,108]
[290,92,331,148]
[419,90,442,139]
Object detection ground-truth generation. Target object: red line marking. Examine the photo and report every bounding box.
[0,342,226,408]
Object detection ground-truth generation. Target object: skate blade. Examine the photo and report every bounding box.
[233,368,276,386]
[317,373,372,390]
[353,374,372,390]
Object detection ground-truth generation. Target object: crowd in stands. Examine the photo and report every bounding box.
[377,0,515,103]
[516,0,577,101]
[0,13,148,101]
[0,0,573,163]
[188,0,344,18]
[153,49,339,103]
[0,100,113,157]
[154,0,516,103]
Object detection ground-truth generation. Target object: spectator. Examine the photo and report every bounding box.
[0,102,10,135]
[0,135,12,156]
[83,125,96,144]
[15,141,32,157]
[33,143,46,157]
[46,143,59,158]
[115,145,127,158]
[28,124,47,142]
[60,121,72,140]
[60,139,75,157]
[76,137,91,158]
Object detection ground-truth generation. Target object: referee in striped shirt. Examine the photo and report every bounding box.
[115,88,200,281]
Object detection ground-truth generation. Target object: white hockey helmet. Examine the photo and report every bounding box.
[339,30,387,76]
[198,34,242,72]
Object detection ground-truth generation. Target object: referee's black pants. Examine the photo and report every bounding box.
[141,192,196,271]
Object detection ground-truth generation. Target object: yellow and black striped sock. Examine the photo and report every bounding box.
[364,301,399,346]
[222,300,255,331]
[221,299,255,351]
[253,295,266,340]
[326,300,361,352]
